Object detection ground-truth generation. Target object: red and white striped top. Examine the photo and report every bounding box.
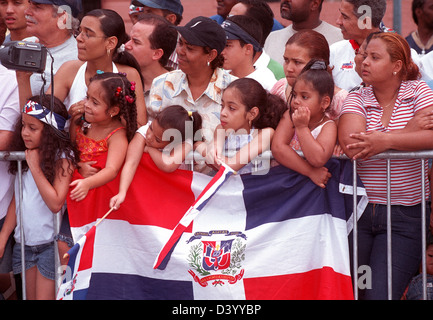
[341,80,433,205]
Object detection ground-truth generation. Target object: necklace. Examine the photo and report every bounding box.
[379,88,399,109]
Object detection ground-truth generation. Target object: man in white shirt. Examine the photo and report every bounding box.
[0,64,20,300]
[264,0,343,66]
[329,0,386,91]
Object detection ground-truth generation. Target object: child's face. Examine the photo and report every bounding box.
[21,113,44,150]
[221,39,249,73]
[220,87,253,132]
[291,79,327,118]
[146,120,170,149]
[283,43,311,87]
[84,81,115,123]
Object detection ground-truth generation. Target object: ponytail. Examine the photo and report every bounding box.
[156,105,203,143]
[253,93,286,130]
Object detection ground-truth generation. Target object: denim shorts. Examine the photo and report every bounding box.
[12,242,55,281]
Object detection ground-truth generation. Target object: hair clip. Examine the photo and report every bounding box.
[115,87,122,97]
[125,95,135,104]
[310,60,327,70]
[96,70,104,75]
[117,44,126,54]
[130,81,136,92]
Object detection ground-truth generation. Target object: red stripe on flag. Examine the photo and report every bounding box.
[243,267,354,300]
[118,154,196,229]
[78,226,96,271]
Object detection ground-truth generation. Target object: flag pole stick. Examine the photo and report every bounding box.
[95,207,115,227]
[63,207,115,260]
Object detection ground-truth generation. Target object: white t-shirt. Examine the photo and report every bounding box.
[14,163,66,246]
[28,35,78,96]
[246,67,277,92]
[329,40,362,91]
[264,21,344,66]
[0,65,20,220]
[420,51,433,81]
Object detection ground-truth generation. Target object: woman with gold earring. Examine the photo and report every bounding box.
[147,16,237,173]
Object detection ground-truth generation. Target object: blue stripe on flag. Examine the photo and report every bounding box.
[242,159,353,230]
[86,273,194,300]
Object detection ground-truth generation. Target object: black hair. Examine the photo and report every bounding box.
[344,0,387,28]
[155,105,203,143]
[237,0,274,46]
[88,72,138,142]
[136,13,178,68]
[226,78,287,130]
[411,0,426,25]
[225,15,263,55]
[85,9,144,85]
[291,59,335,112]
[8,95,79,184]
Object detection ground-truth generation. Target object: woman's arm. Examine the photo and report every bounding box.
[340,107,433,160]
[45,60,80,102]
[337,112,368,159]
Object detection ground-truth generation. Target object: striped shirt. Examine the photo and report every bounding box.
[341,80,433,205]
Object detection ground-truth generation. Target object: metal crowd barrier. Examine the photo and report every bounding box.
[1,150,431,300]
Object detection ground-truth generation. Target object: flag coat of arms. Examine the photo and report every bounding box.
[58,154,366,300]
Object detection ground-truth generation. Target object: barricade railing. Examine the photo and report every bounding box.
[1,150,431,300]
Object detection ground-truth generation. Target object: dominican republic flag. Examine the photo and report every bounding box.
[58,153,367,300]
[57,225,96,300]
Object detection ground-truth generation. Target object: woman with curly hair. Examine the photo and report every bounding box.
[0,94,78,300]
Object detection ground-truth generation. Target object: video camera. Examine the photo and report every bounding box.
[0,41,47,73]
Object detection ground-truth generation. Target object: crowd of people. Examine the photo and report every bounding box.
[0,0,432,300]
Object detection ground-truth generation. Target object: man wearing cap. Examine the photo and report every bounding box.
[128,0,183,70]
[15,0,81,108]
[147,16,236,173]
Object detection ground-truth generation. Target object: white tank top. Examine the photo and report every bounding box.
[64,62,119,110]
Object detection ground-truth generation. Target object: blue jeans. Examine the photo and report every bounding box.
[349,203,428,300]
